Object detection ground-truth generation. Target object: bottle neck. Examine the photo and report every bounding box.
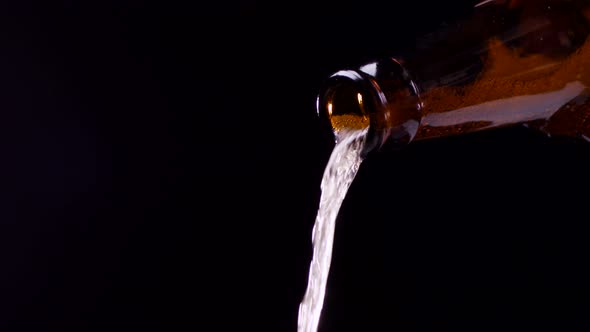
[317,0,590,153]
[404,0,590,140]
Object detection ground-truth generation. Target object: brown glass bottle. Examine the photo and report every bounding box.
[317,0,590,156]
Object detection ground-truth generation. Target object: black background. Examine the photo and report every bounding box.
[3,1,590,331]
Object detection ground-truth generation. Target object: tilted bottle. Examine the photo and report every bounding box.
[317,0,590,156]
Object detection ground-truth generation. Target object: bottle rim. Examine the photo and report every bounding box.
[317,59,422,155]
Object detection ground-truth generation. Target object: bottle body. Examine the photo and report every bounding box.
[317,0,590,155]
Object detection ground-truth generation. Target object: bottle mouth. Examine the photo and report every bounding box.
[317,70,386,156]
[317,61,422,156]
[317,70,371,135]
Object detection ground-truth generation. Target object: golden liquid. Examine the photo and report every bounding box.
[330,114,370,133]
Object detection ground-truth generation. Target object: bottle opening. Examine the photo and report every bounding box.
[317,62,422,155]
[317,70,372,144]
[326,81,370,134]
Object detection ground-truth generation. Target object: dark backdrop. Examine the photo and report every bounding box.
[3,1,590,332]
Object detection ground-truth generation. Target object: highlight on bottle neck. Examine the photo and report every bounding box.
[316,58,423,156]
